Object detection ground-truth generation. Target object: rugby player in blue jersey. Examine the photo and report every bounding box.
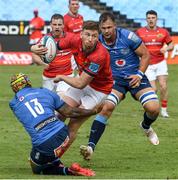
[9,73,100,176]
[80,12,160,160]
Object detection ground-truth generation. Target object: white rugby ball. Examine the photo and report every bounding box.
[40,35,57,64]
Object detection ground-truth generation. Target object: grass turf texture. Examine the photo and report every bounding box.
[0,65,178,179]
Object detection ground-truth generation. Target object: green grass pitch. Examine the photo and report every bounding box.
[0,65,178,179]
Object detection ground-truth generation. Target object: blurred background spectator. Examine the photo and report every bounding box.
[29,9,45,45]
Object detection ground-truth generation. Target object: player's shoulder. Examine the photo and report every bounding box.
[63,13,69,18]
[38,87,58,98]
[37,16,44,21]
[89,42,109,61]
[137,27,147,33]
[64,32,80,42]
[97,41,109,54]
[38,87,51,93]
[118,28,140,41]
[157,26,170,33]
[78,13,83,19]
[118,28,133,39]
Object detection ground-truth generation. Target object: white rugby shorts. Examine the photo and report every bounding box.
[145,60,168,81]
[65,85,107,109]
[42,75,73,96]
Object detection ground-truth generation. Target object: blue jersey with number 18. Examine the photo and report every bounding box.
[9,87,65,146]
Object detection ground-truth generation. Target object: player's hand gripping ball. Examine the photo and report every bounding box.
[40,35,57,64]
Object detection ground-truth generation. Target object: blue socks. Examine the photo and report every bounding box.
[88,115,108,151]
[141,112,156,129]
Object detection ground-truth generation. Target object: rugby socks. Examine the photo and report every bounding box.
[161,100,168,112]
[88,115,108,151]
[62,167,74,175]
[161,100,167,108]
[141,112,156,129]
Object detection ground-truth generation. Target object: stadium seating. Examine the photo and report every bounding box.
[0,0,100,21]
[100,0,178,32]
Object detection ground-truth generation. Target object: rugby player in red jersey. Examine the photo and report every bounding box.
[29,9,45,45]
[64,0,83,34]
[64,0,84,70]
[31,20,113,155]
[137,10,174,118]
[32,14,74,98]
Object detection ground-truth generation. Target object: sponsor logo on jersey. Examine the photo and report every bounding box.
[19,96,24,101]
[145,42,162,45]
[88,62,100,73]
[128,32,140,43]
[115,59,126,67]
[120,48,130,55]
[157,33,164,38]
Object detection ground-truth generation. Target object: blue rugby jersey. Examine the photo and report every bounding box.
[99,28,142,79]
[9,87,65,146]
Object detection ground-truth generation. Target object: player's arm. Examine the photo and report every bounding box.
[57,33,76,50]
[31,43,48,55]
[57,103,102,118]
[135,42,150,73]
[54,71,93,89]
[160,42,174,54]
[32,53,48,68]
[129,43,150,88]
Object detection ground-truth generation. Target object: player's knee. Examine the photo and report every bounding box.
[29,158,42,174]
[103,91,120,117]
[145,101,160,118]
[146,105,159,117]
[101,102,115,117]
[140,90,160,117]
[159,84,167,92]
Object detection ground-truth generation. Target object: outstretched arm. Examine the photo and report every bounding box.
[57,103,102,118]
[54,71,93,89]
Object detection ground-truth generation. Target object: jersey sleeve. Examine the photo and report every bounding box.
[164,29,172,44]
[83,47,106,77]
[57,33,77,50]
[125,30,142,50]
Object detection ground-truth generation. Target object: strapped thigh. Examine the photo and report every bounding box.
[105,91,120,106]
[139,90,158,107]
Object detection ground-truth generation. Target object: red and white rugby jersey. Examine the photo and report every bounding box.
[137,26,172,64]
[58,33,113,95]
[29,17,45,41]
[43,32,73,78]
[64,13,83,34]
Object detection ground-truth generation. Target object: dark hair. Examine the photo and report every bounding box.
[99,12,115,24]
[69,0,79,5]
[82,21,99,32]
[50,14,63,23]
[146,10,157,17]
